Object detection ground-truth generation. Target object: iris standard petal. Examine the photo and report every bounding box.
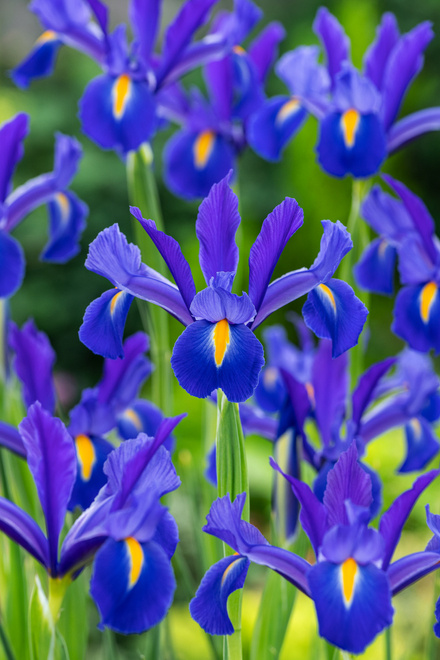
[0,231,25,298]
[79,289,134,359]
[129,0,161,66]
[248,95,308,161]
[248,22,285,83]
[354,238,396,295]
[316,110,387,178]
[190,554,250,635]
[78,74,157,154]
[302,279,368,357]
[40,190,87,262]
[313,7,350,88]
[351,357,396,429]
[195,172,240,283]
[363,13,399,91]
[392,283,440,354]
[0,113,29,202]
[90,537,176,633]
[171,319,264,402]
[11,34,62,89]
[163,128,236,200]
[308,560,393,654]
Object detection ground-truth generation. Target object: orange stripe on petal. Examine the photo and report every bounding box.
[341,108,360,148]
[341,557,358,605]
[221,553,241,586]
[112,74,132,119]
[276,97,301,125]
[213,319,230,367]
[420,281,437,323]
[318,283,337,311]
[36,30,57,45]
[194,130,216,169]
[409,417,422,439]
[110,291,123,315]
[126,537,144,588]
[124,408,143,431]
[55,192,70,223]
[75,434,96,481]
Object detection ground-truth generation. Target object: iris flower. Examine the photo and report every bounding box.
[0,113,87,299]
[5,319,173,510]
[12,0,230,155]
[0,401,184,633]
[190,442,440,654]
[249,7,440,178]
[162,0,284,199]
[79,173,368,402]
[355,175,440,354]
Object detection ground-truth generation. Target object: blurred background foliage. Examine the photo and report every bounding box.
[2,1,440,658]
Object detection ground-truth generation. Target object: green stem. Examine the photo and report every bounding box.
[0,299,6,387]
[48,576,70,623]
[385,627,392,660]
[126,146,172,415]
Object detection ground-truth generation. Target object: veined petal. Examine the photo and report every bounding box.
[41,190,87,262]
[78,74,157,154]
[163,129,236,201]
[190,284,256,325]
[190,554,250,635]
[79,289,134,359]
[68,434,114,511]
[248,96,308,162]
[0,113,29,202]
[11,34,62,89]
[313,7,350,88]
[9,320,56,413]
[302,279,368,357]
[392,283,440,354]
[308,560,393,654]
[317,110,387,178]
[18,403,77,574]
[354,238,397,295]
[0,231,25,298]
[171,320,264,402]
[311,340,348,447]
[90,538,176,633]
[387,107,440,153]
[195,172,240,283]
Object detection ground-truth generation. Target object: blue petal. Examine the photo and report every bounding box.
[302,279,368,357]
[308,560,393,653]
[0,231,25,298]
[40,191,87,262]
[90,538,176,633]
[0,113,29,203]
[190,284,256,325]
[78,74,157,154]
[354,238,397,295]
[171,320,264,402]
[163,128,236,200]
[11,34,62,89]
[313,8,350,88]
[398,416,440,472]
[68,435,114,511]
[190,554,250,635]
[248,95,308,161]
[79,289,134,359]
[392,283,440,353]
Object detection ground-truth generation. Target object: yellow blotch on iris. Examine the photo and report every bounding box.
[123,408,143,432]
[110,290,123,315]
[55,192,69,223]
[213,319,230,367]
[305,382,315,408]
[276,97,301,125]
[341,557,358,606]
[112,74,132,119]
[420,281,437,323]
[318,284,337,312]
[126,537,144,588]
[36,30,57,45]
[221,553,241,586]
[409,417,422,439]
[341,108,360,148]
[75,434,96,481]
[194,130,216,169]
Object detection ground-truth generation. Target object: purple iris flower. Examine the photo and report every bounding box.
[12,0,231,155]
[79,172,368,402]
[190,442,440,654]
[0,113,87,299]
[0,401,183,633]
[162,0,285,199]
[5,319,173,511]
[250,8,440,178]
[355,175,440,354]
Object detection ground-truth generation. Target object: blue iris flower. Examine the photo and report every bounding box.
[0,113,87,299]
[79,172,368,402]
[12,0,232,156]
[162,0,285,199]
[249,7,440,178]
[190,442,440,654]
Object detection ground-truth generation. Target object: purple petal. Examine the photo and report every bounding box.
[313,7,350,88]
[312,340,348,447]
[18,403,77,573]
[275,46,330,104]
[41,191,87,263]
[9,320,56,413]
[354,238,397,295]
[195,172,240,284]
[203,493,268,553]
[11,36,62,89]
[130,207,196,311]
[190,284,256,325]
[0,421,26,458]
[129,0,161,66]
[0,496,49,568]
[0,113,29,202]
[248,22,285,83]
[79,289,135,359]
[363,13,400,91]
[387,107,440,153]
[389,551,440,595]
[351,357,396,429]
[381,21,434,129]
[0,231,25,298]
[249,198,304,313]
[361,183,413,241]
[379,469,440,569]
[399,417,440,472]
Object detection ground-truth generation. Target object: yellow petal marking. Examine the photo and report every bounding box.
[36,30,57,45]
[221,553,240,586]
[126,537,144,588]
[410,417,422,439]
[263,367,278,387]
[341,557,358,605]
[75,434,96,481]
[305,382,315,408]
[233,45,246,56]
[318,283,337,311]
[110,291,123,315]
[124,408,143,431]
[420,281,437,323]
[213,319,230,367]
[194,130,216,169]
[112,74,132,119]
[55,192,70,223]
[276,97,301,125]
[341,108,360,148]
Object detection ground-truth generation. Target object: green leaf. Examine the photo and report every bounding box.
[28,576,69,660]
